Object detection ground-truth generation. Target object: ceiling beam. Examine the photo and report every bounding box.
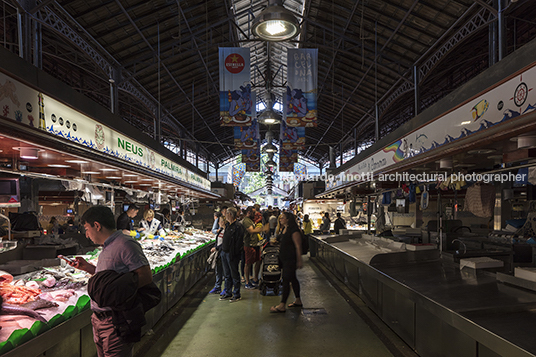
[305,0,420,159]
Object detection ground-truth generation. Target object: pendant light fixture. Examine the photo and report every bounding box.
[252,0,300,42]
[262,130,278,153]
[258,98,281,125]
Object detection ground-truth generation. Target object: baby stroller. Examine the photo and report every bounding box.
[259,244,282,296]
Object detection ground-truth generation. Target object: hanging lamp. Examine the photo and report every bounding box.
[258,99,281,125]
[252,0,300,42]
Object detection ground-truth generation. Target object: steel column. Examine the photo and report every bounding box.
[354,127,358,157]
[32,15,41,68]
[489,0,498,66]
[414,65,420,116]
[498,0,506,60]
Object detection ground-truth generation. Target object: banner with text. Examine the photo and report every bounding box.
[0,71,211,191]
[219,47,253,126]
[43,95,211,191]
[285,48,318,127]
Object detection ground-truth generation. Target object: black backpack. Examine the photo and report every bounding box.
[231,222,245,257]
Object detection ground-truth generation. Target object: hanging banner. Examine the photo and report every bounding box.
[219,47,253,126]
[279,149,298,172]
[280,120,305,149]
[232,163,246,188]
[234,118,260,149]
[242,147,260,172]
[285,48,318,127]
[294,162,307,181]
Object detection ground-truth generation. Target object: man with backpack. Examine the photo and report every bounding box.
[220,207,245,303]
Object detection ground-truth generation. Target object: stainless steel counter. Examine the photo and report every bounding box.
[376,256,536,354]
[310,234,536,357]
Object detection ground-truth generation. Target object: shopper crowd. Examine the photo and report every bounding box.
[207,204,307,313]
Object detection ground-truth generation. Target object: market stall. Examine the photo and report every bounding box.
[302,198,371,233]
[0,58,219,356]
[0,227,215,356]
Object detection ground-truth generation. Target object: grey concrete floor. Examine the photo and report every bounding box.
[136,256,397,357]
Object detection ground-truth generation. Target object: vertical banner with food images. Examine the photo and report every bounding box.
[234,111,259,149]
[279,149,298,172]
[294,162,307,181]
[280,120,305,149]
[219,47,253,126]
[242,146,260,172]
[232,163,246,188]
[285,48,318,127]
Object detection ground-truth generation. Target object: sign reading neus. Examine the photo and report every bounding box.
[117,138,144,157]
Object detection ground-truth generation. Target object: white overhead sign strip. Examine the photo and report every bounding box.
[43,95,211,191]
[0,70,210,191]
[327,63,536,190]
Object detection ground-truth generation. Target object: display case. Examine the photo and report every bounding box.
[0,228,215,357]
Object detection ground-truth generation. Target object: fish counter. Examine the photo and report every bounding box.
[0,228,215,357]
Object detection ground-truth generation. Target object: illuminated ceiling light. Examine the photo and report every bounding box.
[48,164,71,168]
[124,181,138,183]
[106,176,122,179]
[439,159,452,169]
[258,100,281,125]
[252,0,300,42]
[123,174,138,177]
[100,168,117,172]
[65,160,89,164]
[262,130,278,153]
[140,178,154,181]
[82,171,100,174]
[517,135,536,149]
[19,147,39,160]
